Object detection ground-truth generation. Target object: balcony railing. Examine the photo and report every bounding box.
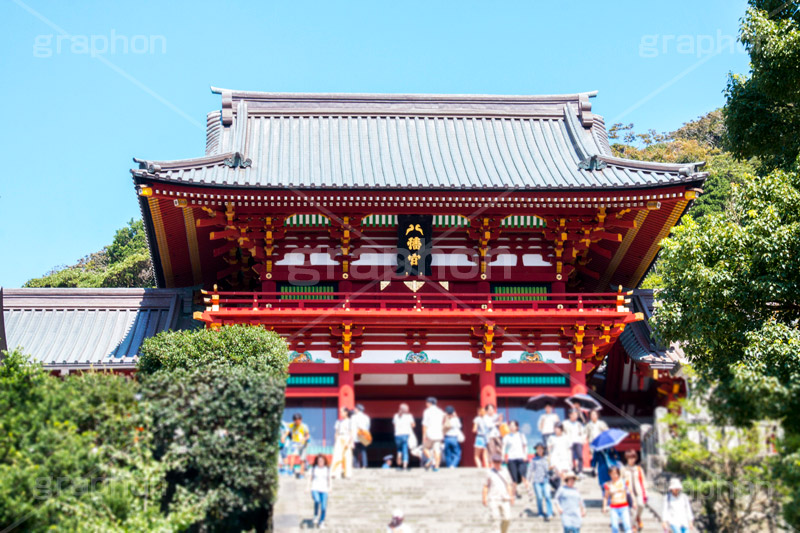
[203,290,631,314]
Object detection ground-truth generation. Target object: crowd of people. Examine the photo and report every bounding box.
[281,400,696,533]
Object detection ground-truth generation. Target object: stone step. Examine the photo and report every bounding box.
[274,467,662,532]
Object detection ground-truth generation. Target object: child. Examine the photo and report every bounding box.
[622,450,648,531]
[662,478,694,533]
[382,454,394,469]
[602,465,634,533]
[308,455,332,529]
[554,471,586,533]
[524,443,553,521]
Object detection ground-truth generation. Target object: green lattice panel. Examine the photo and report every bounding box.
[287,374,338,387]
[496,374,570,387]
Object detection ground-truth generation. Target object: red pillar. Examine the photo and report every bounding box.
[479,360,497,408]
[338,361,355,411]
[570,364,587,395]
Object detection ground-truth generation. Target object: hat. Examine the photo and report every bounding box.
[445,405,455,415]
[563,471,577,480]
[534,442,545,449]
[426,396,437,405]
[490,453,503,463]
[383,454,393,462]
[392,509,404,519]
[668,478,683,491]
[356,403,365,412]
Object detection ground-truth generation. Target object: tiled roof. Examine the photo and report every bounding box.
[132,90,706,191]
[1,288,189,369]
[618,289,685,369]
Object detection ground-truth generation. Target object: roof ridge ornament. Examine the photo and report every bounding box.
[221,90,234,126]
[134,158,162,174]
[578,154,607,171]
[223,152,252,169]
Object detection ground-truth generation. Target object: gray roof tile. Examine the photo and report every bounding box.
[132,90,706,190]
[1,288,185,368]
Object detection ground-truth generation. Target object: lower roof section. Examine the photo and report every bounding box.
[1,288,195,370]
[618,289,685,369]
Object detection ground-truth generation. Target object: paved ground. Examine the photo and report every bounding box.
[274,467,663,532]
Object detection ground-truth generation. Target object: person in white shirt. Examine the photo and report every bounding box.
[501,420,528,494]
[392,403,415,470]
[472,406,489,468]
[308,454,332,529]
[352,404,371,468]
[483,403,503,456]
[482,453,516,533]
[548,423,573,478]
[422,396,445,471]
[562,409,586,476]
[443,405,463,468]
[331,407,354,479]
[537,402,561,449]
[662,478,695,533]
[387,508,413,533]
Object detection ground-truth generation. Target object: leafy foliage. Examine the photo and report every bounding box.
[662,399,783,533]
[138,325,289,532]
[142,365,286,532]
[137,324,289,379]
[609,112,758,222]
[0,349,203,532]
[652,168,800,527]
[725,1,800,172]
[25,219,155,288]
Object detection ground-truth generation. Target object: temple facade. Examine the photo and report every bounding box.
[1,89,702,463]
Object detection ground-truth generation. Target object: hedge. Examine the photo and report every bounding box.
[137,324,289,379]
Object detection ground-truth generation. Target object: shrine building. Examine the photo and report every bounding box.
[1,89,702,463]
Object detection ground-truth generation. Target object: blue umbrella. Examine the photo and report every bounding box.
[590,428,629,451]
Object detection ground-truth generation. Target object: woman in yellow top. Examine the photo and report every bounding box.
[602,465,634,533]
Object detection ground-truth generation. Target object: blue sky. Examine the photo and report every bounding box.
[0,0,750,287]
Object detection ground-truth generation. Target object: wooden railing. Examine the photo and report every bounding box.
[203,290,630,313]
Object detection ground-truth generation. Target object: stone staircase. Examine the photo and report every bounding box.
[273,467,663,532]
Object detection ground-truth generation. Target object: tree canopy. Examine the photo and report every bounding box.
[609,111,757,222]
[24,219,155,288]
[725,0,800,172]
[652,168,800,527]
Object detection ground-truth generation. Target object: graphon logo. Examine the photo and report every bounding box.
[639,30,742,58]
[33,30,167,58]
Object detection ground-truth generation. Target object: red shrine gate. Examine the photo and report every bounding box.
[132,89,705,462]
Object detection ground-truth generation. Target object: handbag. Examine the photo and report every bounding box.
[357,428,373,446]
[456,429,466,444]
[548,468,561,491]
[408,431,418,450]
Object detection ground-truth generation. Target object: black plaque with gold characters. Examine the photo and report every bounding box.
[396,214,433,276]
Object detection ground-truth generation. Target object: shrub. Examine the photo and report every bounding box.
[141,365,286,532]
[138,325,289,532]
[0,349,202,532]
[137,325,289,379]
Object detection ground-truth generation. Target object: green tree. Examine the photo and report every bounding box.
[0,349,203,532]
[652,168,800,527]
[662,399,782,533]
[25,219,155,288]
[725,0,800,172]
[609,112,757,221]
[138,325,289,532]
